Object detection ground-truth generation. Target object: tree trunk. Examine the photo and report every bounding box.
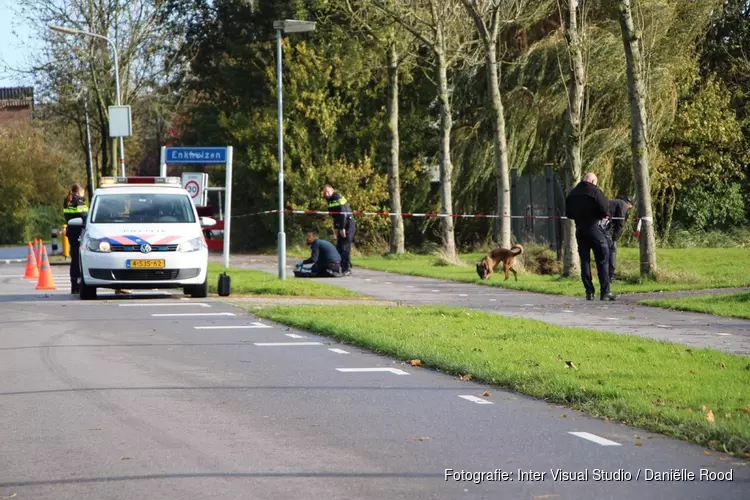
[562,0,585,277]
[616,0,657,276]
[387,41,405,254]
[486,44,511,249]
[436,51,457,261]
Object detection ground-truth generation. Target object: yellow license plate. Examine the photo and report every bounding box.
[127,259,165,269]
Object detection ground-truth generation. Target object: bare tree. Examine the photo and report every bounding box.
[339,0,411,254]
[615,0,657,275]
[374,0,477,261]
[558,0,587,277]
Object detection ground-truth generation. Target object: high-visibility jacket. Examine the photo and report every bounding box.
[325,192,352,230]
[63,194,89,223]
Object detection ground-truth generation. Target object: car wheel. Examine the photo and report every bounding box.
[189,278,208,298]
[79,278,97,300]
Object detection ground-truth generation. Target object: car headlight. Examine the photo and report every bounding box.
[86,238,111,253]
[178,237,204,253]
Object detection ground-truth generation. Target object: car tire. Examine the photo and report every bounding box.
[79,278,97,300]
[187,278,208,299]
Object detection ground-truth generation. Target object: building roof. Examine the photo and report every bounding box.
[0,87,34,109]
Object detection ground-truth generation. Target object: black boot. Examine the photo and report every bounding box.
[600,292,617,301]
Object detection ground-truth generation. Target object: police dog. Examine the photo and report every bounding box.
[475,245,524,281]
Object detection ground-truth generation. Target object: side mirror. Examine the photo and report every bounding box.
[67,217,84,226]
[200,217,217,227]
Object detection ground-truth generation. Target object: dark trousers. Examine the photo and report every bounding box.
[337,221,355,272]
[67,233,81,285]
[606,233,617,279]
[295,261,342,278]
[576,225,610,296]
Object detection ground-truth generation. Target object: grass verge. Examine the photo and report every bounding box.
[353,248,750,297]
[207,263,362,298]
[252,304,750,457]
[640,292,750,320]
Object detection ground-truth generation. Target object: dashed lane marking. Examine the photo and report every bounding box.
[194,322,271,330]
[285,333,305,339]
[569,432,621,447]
[119,302,211,308]
[605,317,619,321]
[151,312,235,317]
[489,299,497,302]
[718,333,732,336]
[254,342,323,346]
[458,395,494,405]
[329,348,349,354]
[336,368,410,375]
[459,294,468,297]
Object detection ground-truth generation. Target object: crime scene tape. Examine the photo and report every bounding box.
[232,209,629,221]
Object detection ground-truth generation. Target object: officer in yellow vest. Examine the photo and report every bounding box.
[63,183,89,294]
[322,184,355,276]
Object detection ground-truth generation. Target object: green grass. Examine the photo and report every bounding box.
[207,263,362,298]
[353,248,750,297]
[640,292,750,320]
[253,304,750,456]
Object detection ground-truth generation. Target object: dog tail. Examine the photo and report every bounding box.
[511,244,524,255]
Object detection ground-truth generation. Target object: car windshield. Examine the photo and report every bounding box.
[91,193,196,223]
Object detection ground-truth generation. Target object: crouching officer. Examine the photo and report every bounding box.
[323,184,355,276]
[63,183,89,294]
[565,172,616,301]
[605,195,634,283]
[294,230,343,278]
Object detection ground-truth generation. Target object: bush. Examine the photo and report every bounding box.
[519,244,562,275]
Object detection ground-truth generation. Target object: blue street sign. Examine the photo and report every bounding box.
[164,147,228,164]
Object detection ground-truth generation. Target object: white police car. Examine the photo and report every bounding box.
[66,176,216,300]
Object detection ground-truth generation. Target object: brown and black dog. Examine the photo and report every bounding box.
[475,244,524,281]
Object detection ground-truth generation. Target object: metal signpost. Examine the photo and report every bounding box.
[160,146,233,269]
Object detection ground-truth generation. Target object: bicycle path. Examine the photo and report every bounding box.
[214,255,750,356]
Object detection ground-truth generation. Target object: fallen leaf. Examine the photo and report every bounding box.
[704,451,713,456]
[740,406,749,415]
[565,361,577,370]
[409,359,423,367]
[635,442,643,447]
[705,408,715,425]
[482,391,490,397]
[411,436,431,442]
[1,494,17,499]
[556,354,562,360]
[720,362,726,369]
[459,374,472,381]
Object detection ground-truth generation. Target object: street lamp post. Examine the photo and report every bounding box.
[273,19,316,280]
[49,25,126,177]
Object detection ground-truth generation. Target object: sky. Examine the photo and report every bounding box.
[0,0,42,88]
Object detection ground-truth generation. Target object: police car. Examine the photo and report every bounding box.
[65,176,216,300]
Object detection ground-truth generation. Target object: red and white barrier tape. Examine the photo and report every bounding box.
[232,208,628,221]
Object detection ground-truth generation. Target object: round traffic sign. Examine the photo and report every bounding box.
[185,180,200,199]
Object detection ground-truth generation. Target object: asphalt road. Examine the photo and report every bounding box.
[218,255,750,356]
[1,263,748,499]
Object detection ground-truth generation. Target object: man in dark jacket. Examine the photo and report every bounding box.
[605,195,634,282]
[294,231,343,278]
[63,183,88,294]
[565,172,616,301]
[323,184,355,276]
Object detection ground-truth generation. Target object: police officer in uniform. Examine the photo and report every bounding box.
[295,230,343,277]
[565,172,616,301]
[323,184,355,276]
[605,195,634,283]
[63,183,89,294]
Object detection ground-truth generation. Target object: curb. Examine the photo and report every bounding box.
[0,259,25,265]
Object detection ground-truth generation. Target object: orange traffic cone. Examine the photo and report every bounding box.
[36,246,56,290]
[23,242,39,280]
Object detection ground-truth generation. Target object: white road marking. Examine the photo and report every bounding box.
[119,302,211,308]
[364,279,372,282]
[385,281,392,284]
[286,333,305,339]
[563,310,574,313]
[194,322,271,330]
[489,299,497,302]
[459,294,468,297]
[523,304,535,307]
[254,342,322,346]
[569,432,621,446]
[336,368,410,375]
[329,348,349,354]
[718,333,732,336]
[605,317,619,321]
[406,285,414,288]
[458,395,494,405]
[431,289,439,292]
[656,324,671,329]
[151,312,235,317]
